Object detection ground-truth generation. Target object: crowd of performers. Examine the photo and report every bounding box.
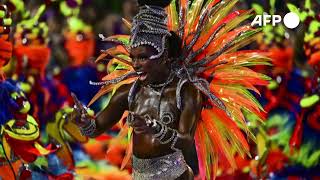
[0,0,319,179]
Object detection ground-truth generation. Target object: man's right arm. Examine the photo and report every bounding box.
[76,84,130,138]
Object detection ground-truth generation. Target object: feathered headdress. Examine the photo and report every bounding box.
[130,1,171,59]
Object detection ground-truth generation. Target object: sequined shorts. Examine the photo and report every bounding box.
[132,151,188,180]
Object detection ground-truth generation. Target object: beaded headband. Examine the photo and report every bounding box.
[130,5,171,60]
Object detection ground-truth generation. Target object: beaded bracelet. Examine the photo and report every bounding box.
[80,119,96,137]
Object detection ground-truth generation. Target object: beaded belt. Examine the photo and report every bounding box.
[132,151,187,180]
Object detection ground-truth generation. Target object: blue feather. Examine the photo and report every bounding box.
[0,81,21,126]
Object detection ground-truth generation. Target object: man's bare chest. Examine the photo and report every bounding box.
[130,86,180,126]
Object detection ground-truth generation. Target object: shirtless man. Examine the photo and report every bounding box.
[72,1,200,179]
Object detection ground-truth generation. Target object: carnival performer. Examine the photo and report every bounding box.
[0,4,55,179]
[56,0,101,109]
[11,3,73,126]
[72,0,270,179]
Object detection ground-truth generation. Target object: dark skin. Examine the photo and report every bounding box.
[73,46,202,180]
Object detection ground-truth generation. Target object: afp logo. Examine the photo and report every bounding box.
[251,12,300,29]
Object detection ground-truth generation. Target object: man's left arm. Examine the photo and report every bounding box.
[172,84,203,150]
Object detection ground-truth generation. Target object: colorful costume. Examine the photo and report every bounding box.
[244,1,320,178]
[287,0,320,151]
[0,4,12,75]
[0,4,55,179]
[12,5,58,123]
[57,1,101,108]
[6,2,83,178]
[76,0,271,179]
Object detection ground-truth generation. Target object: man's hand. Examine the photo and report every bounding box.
[71,93,93,127]
[129,112,158,134]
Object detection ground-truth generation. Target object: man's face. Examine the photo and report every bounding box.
[130,45,169,85]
